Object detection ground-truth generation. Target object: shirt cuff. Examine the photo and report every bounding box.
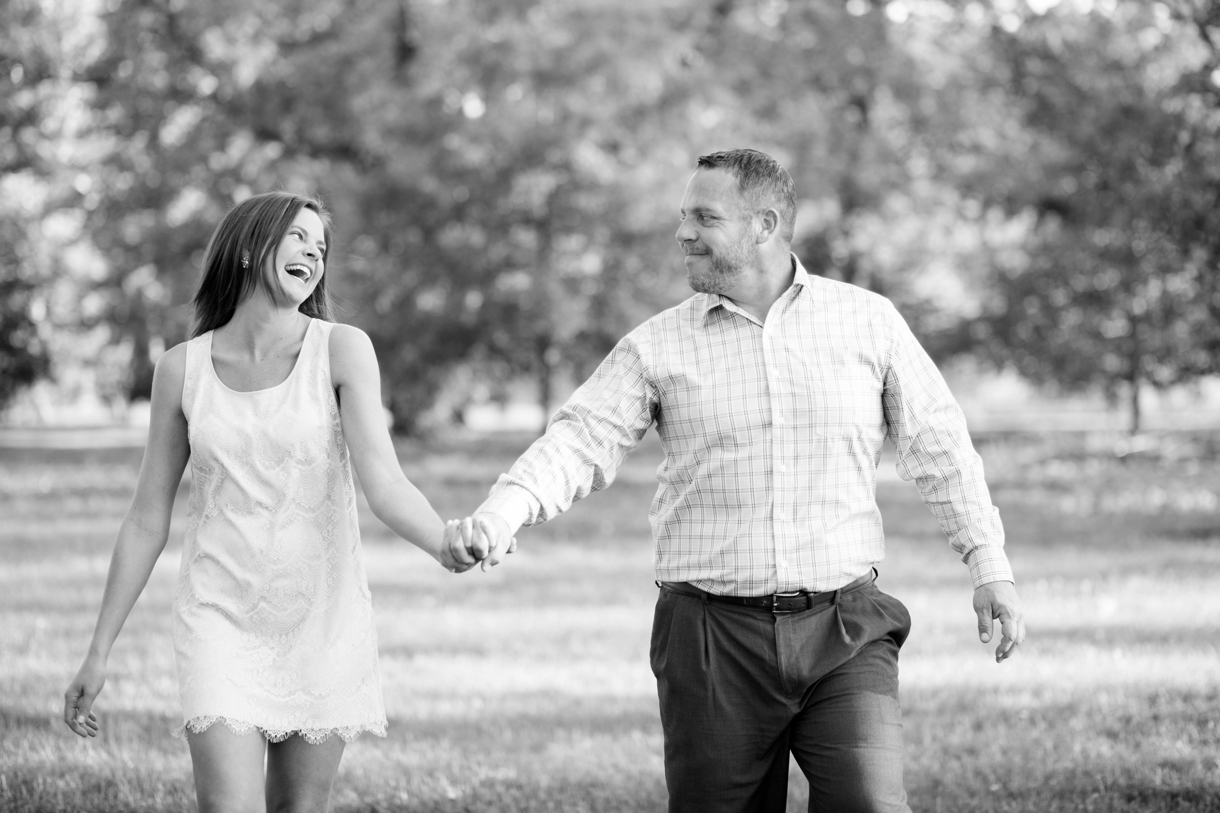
[965,546,1015,589]
[475,480,537,533]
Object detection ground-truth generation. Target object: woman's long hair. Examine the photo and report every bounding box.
[192,192,334,337]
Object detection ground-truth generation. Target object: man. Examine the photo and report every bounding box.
[447,148,1025,812]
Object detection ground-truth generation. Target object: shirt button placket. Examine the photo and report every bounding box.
[769,350,789,586]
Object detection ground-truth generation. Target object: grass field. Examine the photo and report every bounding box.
[2,429,1219,812]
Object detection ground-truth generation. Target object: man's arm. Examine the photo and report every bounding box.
[462,333,659,565]
[879,301,1026,661]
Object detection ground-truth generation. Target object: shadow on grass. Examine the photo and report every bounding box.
[0,703,667,813]
[904,687,1220,813]
[350,779,667,813]
[381,701,661,743]
[915,780,1220,813]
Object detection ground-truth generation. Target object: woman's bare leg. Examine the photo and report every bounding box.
[187,724,268,813]
[264,734,346,813]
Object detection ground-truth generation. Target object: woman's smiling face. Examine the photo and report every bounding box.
[266,207,327,305]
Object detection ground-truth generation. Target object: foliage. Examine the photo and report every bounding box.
[9,1,1220,429]
[68,0,696,429]
[965,1,1220,430]
[0,0,57,411]
[0,275,48,411]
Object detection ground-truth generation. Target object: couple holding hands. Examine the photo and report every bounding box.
[65,149,1024,813]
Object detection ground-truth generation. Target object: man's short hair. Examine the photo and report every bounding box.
[696,149,797,244]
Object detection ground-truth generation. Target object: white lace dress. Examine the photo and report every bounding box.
[173,318,387,744]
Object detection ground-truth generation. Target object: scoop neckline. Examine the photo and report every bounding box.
[206,318,316,395]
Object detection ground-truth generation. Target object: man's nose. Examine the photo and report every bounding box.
[675,219,695,244]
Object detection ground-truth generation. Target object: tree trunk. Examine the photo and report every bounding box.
[537,333,554,435]
[1128,374,1141,435]
[1128,321,1141,435]
[533,215,558,435]
[127,318,155,402]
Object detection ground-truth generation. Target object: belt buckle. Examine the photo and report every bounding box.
[771,591,803,614]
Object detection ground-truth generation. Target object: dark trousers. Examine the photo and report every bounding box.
[649,576,913,813]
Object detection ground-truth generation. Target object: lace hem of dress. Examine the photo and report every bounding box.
[173,715,387,745]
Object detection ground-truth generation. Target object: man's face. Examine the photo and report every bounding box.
[675,169,758,296]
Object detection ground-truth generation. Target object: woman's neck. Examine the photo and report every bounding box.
[220,291,309,361]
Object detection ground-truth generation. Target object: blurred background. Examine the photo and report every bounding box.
[3,1,1220,811]
[5,0,1220,433]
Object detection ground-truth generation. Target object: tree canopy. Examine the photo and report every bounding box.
[5,0,1220,431]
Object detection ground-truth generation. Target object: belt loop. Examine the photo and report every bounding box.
[832,587,843,606]
[701,588,709,605]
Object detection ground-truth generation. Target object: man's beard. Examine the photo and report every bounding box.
[686,233,755,295]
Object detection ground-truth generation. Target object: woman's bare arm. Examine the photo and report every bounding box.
[64,344,190,737]
[328,324,474,570]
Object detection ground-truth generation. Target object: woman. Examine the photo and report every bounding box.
[63,191,479,812]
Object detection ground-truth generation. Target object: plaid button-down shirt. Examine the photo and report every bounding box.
[479,256,1012,595]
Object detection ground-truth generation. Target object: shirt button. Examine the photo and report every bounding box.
[778,558,788,568]
[776,508,786,520]
[777,462,787,472]
[775,414,785,425]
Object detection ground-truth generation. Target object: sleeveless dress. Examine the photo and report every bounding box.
[173,318,387,744]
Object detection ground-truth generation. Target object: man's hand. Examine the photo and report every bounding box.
[973,580,1026,663]
[460,512,518,572]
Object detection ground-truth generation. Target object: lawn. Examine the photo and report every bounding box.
[1,429,1219,812]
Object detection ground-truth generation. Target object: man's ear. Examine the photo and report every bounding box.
[756,209,780,244]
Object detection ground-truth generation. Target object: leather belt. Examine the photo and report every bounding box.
[660,570,875,615]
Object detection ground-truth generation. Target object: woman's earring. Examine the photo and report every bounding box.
[241,253,250,269]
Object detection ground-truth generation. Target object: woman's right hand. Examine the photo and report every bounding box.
[63,655,106,738]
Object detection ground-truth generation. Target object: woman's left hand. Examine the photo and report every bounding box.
[63,655,106,738]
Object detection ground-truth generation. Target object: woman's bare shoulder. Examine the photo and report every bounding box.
[154,341,190,382]
[326,323,378,385]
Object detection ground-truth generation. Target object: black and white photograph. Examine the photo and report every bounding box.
[2,0,1219,811]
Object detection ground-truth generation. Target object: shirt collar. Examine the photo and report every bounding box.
[700,253,814,322]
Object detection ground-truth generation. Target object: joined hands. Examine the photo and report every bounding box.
[440,513,517,573]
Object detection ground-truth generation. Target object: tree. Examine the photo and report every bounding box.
[77,0,1217,436]
[71,0,692,431]
[965,1,1220,432]
[0,0,62,410]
